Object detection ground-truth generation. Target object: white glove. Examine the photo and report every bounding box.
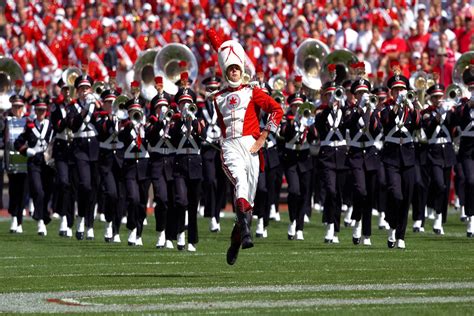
[26,148,36,157]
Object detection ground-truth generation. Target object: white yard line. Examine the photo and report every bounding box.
[0,282,473,313]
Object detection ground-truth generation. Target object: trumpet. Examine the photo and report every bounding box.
[129,108,144,126]
[297,102,314,118]
[164,109,175,121]
[446,84,462,104]
[329,86,345,106]
[360,93,378,110]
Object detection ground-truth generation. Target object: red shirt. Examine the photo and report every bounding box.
[380,37,407,55]
[408,33,430,53]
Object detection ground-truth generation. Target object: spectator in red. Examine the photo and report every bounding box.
[459,15,474,53]
[408,19,430,54]
[380,21,407,60]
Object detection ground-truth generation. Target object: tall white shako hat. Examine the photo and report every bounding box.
[207,28,245,88]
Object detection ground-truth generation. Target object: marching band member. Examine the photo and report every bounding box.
[119,89,149,246]
[379,69,420,249]
[5,95,29,234]
[422,84,457,235]
[346,79,382,246]
[147,76,175,248]
[67,74,100,240]
[454,62,474,237]
[50,79,74,237]
[169,76,205,252]
[201,73,226,233]
[206,29,283,265]
[313,80,348,244]
[95,89,125,243]
[281,89,314,241]
[15,97,54,236]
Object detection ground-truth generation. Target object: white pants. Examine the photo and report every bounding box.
[221,136,260,206]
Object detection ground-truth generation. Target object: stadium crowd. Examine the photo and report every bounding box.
[0,0,473,94]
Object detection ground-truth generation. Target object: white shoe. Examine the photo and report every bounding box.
[177,232,185,250]
[209,217,220,232]
[454,197,461,209]
[352,220,362,239]
[66,228,72,237]
[165,240,174,249]
[76,216,85,233]
[396,239,406,249]
[112,234,121,243]
[313,203,322,212]
[269,204,277,219]
[135,237,143,246]
[427,208,436,220]
[419,226,425,233]
[296,230,304,240]
[184,211,188,228]
[143,218,148,226]
[37,220,47,236]
[128,228,137,246]
[466,216,474,237]
[52,212,60,219]
[363,237,372,246]
[332,236,340,244]
[287,220,296,239]
[262,229,268,238]
[378,212,389,230]
[371,208,379,216]
[104,222,113,241]
[341,204,348,212]
[273,212,281,222]
[255,217,265,237]
[156,231,166,248]
[93,204,98,220]
[16,225,23,234]
[121,216,127,224]
[99,213,106,223]
[28,199,34,216]
[59,216,68,234]
[324,223,335,242]
[460,206,467,222]
[86,227,95,240]
[187,243,196,252]
[388,228,396,242]
[433,213,444,235]
[304,214,310,223]
[9,216,18,233]
[198,204,205,217]
[344,206,353,227]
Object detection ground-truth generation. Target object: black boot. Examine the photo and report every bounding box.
[237,211,254,249]
[226,224,241,265]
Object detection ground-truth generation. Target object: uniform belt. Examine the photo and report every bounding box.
[149,147,176,155]
[461,131,474,137]
[385,136,413,145]
[124,152,149,159]
[100,143,124,150]
[55,134,68,141]
[285,143,309,150]
[428,137,450,145]
[176,148,200,155]
[320,140,346,147]
[348,140,375,148]
[73,130,96,138]
[205,136,221,144]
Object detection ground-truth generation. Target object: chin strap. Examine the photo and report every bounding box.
[226,78,242,88]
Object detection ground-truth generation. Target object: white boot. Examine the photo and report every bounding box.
[387,228,396,248]
[344,206,353,227]
[362,236,372,246]
[396,239,406,249]
[256,217,265,237]
[184,210,188,228]
[454,197,460,210]
[165,240,174,249]
[209,217,220,232]
[187,243,196,252]
[467,216,474,238]
[128,228,137,246]
[341,204,348,212]
[66,228,72,237]
[86,227,95,240]
[143,218,148,226]
[378,212,389,230]
[287,220,296,240]
[412,220,423,233]
[37,220,47,236]
[427,207,436,220]
[9,216,18,233]
[113,234,121,243]
[304,214,310,223]
[99,213,106,223]
[104,222,113,242]
[296,230,304,240]
[16,225,23,234]
[433,213,444,235]
[313,203,322,213]
[177,232,186,250]
[121,216,127,224]
[156,230,166,248]
[135,236,143,246]
[273,211,281,222]
[460,206,467,222]
[269,204,277,219]
[324,223,335,243]
[198,203,205,217]
[352,220,362,245]
[59,216,68,236]
[372,208,379,216]
[76,216,85,240]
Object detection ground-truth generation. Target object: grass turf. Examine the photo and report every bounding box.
[0,209,473,314]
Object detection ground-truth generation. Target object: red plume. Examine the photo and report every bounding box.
[377,71,384,79]
[206,28,224,52]
[328,64,336,72]
[179,61,187,68]
[131,81,140,88]
[470,59,474,65]
[295,75,302,83]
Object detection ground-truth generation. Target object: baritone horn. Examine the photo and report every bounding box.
[446,84,462,103]
[294,39,330,91]
[134,49,158,101]
[153,43,198,95]
[452,51,474,97]
[321,50,359,85]
[62,67,82,100]
[0,57,24,110]
[297,102,315,118]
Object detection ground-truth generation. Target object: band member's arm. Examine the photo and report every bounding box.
[14,124,32,157]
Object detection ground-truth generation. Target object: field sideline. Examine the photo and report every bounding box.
[0,209,473,315]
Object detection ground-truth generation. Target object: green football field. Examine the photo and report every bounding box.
[0,210,473,315]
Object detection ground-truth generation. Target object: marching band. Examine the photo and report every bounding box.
[1,37,474,262]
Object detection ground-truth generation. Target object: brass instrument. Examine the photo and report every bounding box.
[320,50,359,85]
[360,94,378,110]
[0,57,25,110]
[92,80,106,99]
[452,51,474,97]
[164,109,175,121]
[129,107,144,125]
[112,95,130,120]
[269,74,287,107]
[294,39,330,91]
[61,67,82,101]
[297,102,315,118]
[409,71,435,107]
[153,44,198,95]
[134,49,159,101]
[446,84,462,104]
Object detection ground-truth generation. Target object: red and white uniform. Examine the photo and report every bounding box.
[214,85,283,205]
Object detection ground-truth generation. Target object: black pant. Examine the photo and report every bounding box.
[461,158,474,217]
[100,163,125,234]
[454,162,465,207]
[321,167,346,233]
[285,164,311,231]
[351,167,377,237]
[28,162,54,223]
[375,163,387,213]
[202,146,227,223]
[430,164,452,222]
[385,164,415,240]
[152,175,174,233]
[75,159,98,228]
[55,159,76,228]
[412,163,430,223]
[273,163,284,213]
[125,176,149,237]
[8,173,28,224]
[174,177,201,244]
